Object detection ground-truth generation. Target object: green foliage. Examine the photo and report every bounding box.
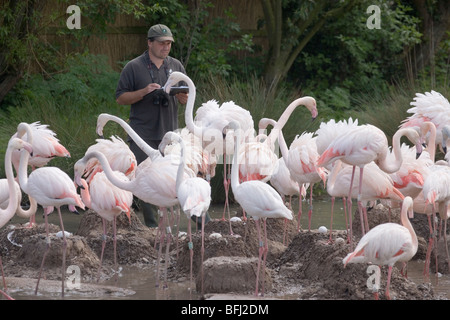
[0,54,128,177]
[290,1,422,101]
[142,0,254,79]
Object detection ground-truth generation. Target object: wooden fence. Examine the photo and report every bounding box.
[42,0,266,71]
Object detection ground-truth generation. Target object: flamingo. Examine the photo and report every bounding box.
[159,131,211,295]
[227,120,293,296]
[286,131,327,231]
[0,137,33,300]
[77,171,133,281]
[314,118,360,241]
[74,140,194,288]
[317,125,422,248]
[258,117,303,244]
[162,71,254,230]
[11,121,71,226]
[400,90,450,153]
[82,135,137,183]
[343,196,418,300]
[422,164,450,274]
[16,122,85,298]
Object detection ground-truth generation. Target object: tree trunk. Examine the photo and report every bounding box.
[410,0,450,74]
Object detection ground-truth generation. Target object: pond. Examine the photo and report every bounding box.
[5,196,450,300]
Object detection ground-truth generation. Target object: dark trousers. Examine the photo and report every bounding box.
[129,139,160,227]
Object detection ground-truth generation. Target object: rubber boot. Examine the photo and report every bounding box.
[140,200,159,228]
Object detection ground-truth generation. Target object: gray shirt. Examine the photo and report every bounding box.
[115,50,186,141]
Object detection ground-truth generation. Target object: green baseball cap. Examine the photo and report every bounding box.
[147,24,174,42]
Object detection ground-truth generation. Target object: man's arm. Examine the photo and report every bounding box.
[116,83,161,105]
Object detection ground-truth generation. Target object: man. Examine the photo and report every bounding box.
[115,24,187,227]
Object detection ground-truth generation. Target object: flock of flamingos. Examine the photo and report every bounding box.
[1,71,449,300]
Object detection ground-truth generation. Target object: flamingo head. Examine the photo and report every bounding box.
[162,71,187,94]
[9,137,33,156]
[303,97,318,120]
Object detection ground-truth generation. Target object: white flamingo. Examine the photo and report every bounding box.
[159,131,211,295]
[16,122,85,298]
[317,125,422,249]
[228,120,292,296]
[343,196,418,300]
[0,137,33,300]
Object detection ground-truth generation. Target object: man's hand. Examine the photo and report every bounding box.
[116,83,161,105]
[176,93,188,104]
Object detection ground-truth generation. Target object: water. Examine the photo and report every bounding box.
[6,196,450,300]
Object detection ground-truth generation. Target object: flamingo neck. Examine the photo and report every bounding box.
[80,151,133,192]
[230,127,241,190]
[0,143,20,225]
[79,179,92,209]
[268,97,314,143]
[401,203,418,250]
[182,76,202,135]
[377,129,405,173]
[326,160,343,196]
[17,124,33,195]
[98,114,160,161]
[175,135,186,193]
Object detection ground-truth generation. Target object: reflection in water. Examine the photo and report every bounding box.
[7,196,450,300]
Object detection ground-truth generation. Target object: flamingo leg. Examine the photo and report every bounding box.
[307,185,313,231]
[254,219,264,296]
[424,214,434,280]
[113,215,118,281]
[385,265,393,300]
[155,208,165,288]
[201,213,206,296]
[35,207,51,295]
[163,208,172,288]
[328,196,335,243]
[261,218,269,296]
[347,166,357,250]
[443,218,450,273]
[56,207,67,298]
[97,218,107,282]
[297,184,303,232]
[187,218,193,295]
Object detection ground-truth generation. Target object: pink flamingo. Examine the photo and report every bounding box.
[286,131,328,231]
[82,135,137,183]
[16,122,85,298]
[343,196,418,300]
[0,137,33,300]
[258,117,304,244]
[78,171,133,281]
[315,118,360,240]
[422,164,450,276]
[400,90,450,153]
[162,71,254,231]
[228,120,293,297]
[317,125,422,248]
[11,121,70,227]
[159,131,211,295]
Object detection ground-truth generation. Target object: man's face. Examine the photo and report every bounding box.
[148,40,172,60]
